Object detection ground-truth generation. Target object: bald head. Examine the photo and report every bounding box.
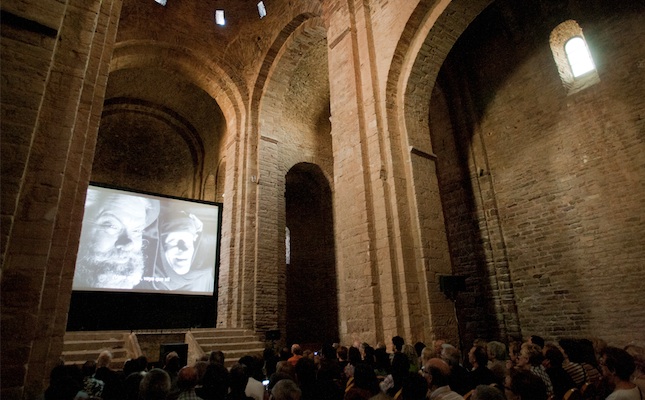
[177,366,199,390]
[423,358,451,388]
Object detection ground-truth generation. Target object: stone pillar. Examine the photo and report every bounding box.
[0,0,122,397]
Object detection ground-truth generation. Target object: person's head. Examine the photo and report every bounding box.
[164,351,181,373]
[271,378,302,400]
[506,367,547,400]
[276,360,296,379]
[176,366,199,391]
[348,345,362,365]
[239,354,263,380]
[321,343,336,360]
[414,342,427,358]
[393,336,405,352]
[352,363,380,394]
[600,346,636,383]
[473,384,505,400]
[139,368,171,400]
[78,190,159,288]
[229,363,250,393]
[508,341,522,364]
[433,340,446,357]
[518,343,542,368]
[542,344,565,369]
[374,347,391,373]
[291,343,303,356]
[160,210,202,275]
[529,336,545,349]
[337,345,348,361]
[421,358,451,390]
[294,357,316,386]
[402,344,419,367]
[97,350,113,368]
[487,341,507,362]
[469,345,488,369]
[209,350,225,365]
[440,346,460,368]
[624,344,645,374]
[402,371,429,399]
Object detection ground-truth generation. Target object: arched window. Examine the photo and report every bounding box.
[565,37,595,77]
[550,20,599,95]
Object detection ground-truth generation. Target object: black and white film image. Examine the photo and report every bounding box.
[72,185,220,295]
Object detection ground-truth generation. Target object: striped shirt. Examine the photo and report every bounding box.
[563,361,586,387]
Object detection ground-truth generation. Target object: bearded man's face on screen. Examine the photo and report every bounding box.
[76,192,159,289]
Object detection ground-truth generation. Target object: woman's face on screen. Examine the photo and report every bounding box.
[163,231,195,275]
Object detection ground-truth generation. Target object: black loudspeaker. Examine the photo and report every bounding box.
[265,329,281,341]
[439,275,467,300]
[159,343,188,367]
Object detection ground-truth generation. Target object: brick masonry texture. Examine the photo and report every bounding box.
[1,0,644,396]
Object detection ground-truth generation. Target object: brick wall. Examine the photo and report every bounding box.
[431,0,645,346]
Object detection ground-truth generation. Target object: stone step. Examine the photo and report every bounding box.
[195,339,265,350]
[63,338,125,352]
[189,329,256,338]
[64,331,130,341]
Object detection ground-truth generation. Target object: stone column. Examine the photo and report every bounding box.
[0,0,122,397]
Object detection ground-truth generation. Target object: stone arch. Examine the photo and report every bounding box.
[98,97,205,197]
[108,41,248,331]
[242,10,332,336]
[382,0,499,346]
[285,162,338,346]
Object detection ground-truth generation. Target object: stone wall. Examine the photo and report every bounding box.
[431,0,645,346]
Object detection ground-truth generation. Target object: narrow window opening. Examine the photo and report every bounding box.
[549,20,600,95]
[285,227,291,265]
[215,10,226,26]
[258,1,267,19]
[565,37,595,77]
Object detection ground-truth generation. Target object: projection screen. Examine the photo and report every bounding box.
[72,184,221,296]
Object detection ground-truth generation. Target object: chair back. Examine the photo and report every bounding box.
[463,389,475,400]
[564,388,582,400]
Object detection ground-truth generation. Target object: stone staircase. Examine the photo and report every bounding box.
[62,328,266,369]
[190,328,266,368]
[62,330,131,368]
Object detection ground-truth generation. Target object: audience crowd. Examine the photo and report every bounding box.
[44,333,644,400]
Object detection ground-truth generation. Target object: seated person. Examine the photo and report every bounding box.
[600,347,640,400]
[505,368,548,400]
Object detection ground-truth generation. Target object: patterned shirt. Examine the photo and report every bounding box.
[530,364,554,396]
[428,385,464,400]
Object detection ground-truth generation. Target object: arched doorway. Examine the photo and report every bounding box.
[285,163,338,347]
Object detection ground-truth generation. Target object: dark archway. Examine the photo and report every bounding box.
[285,163,338,347]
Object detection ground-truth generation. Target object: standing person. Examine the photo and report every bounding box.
[74,188,160,289]
[600,347,641,400]
[288,344,304,366]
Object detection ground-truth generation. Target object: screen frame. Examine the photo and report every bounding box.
[67,182,223,331]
